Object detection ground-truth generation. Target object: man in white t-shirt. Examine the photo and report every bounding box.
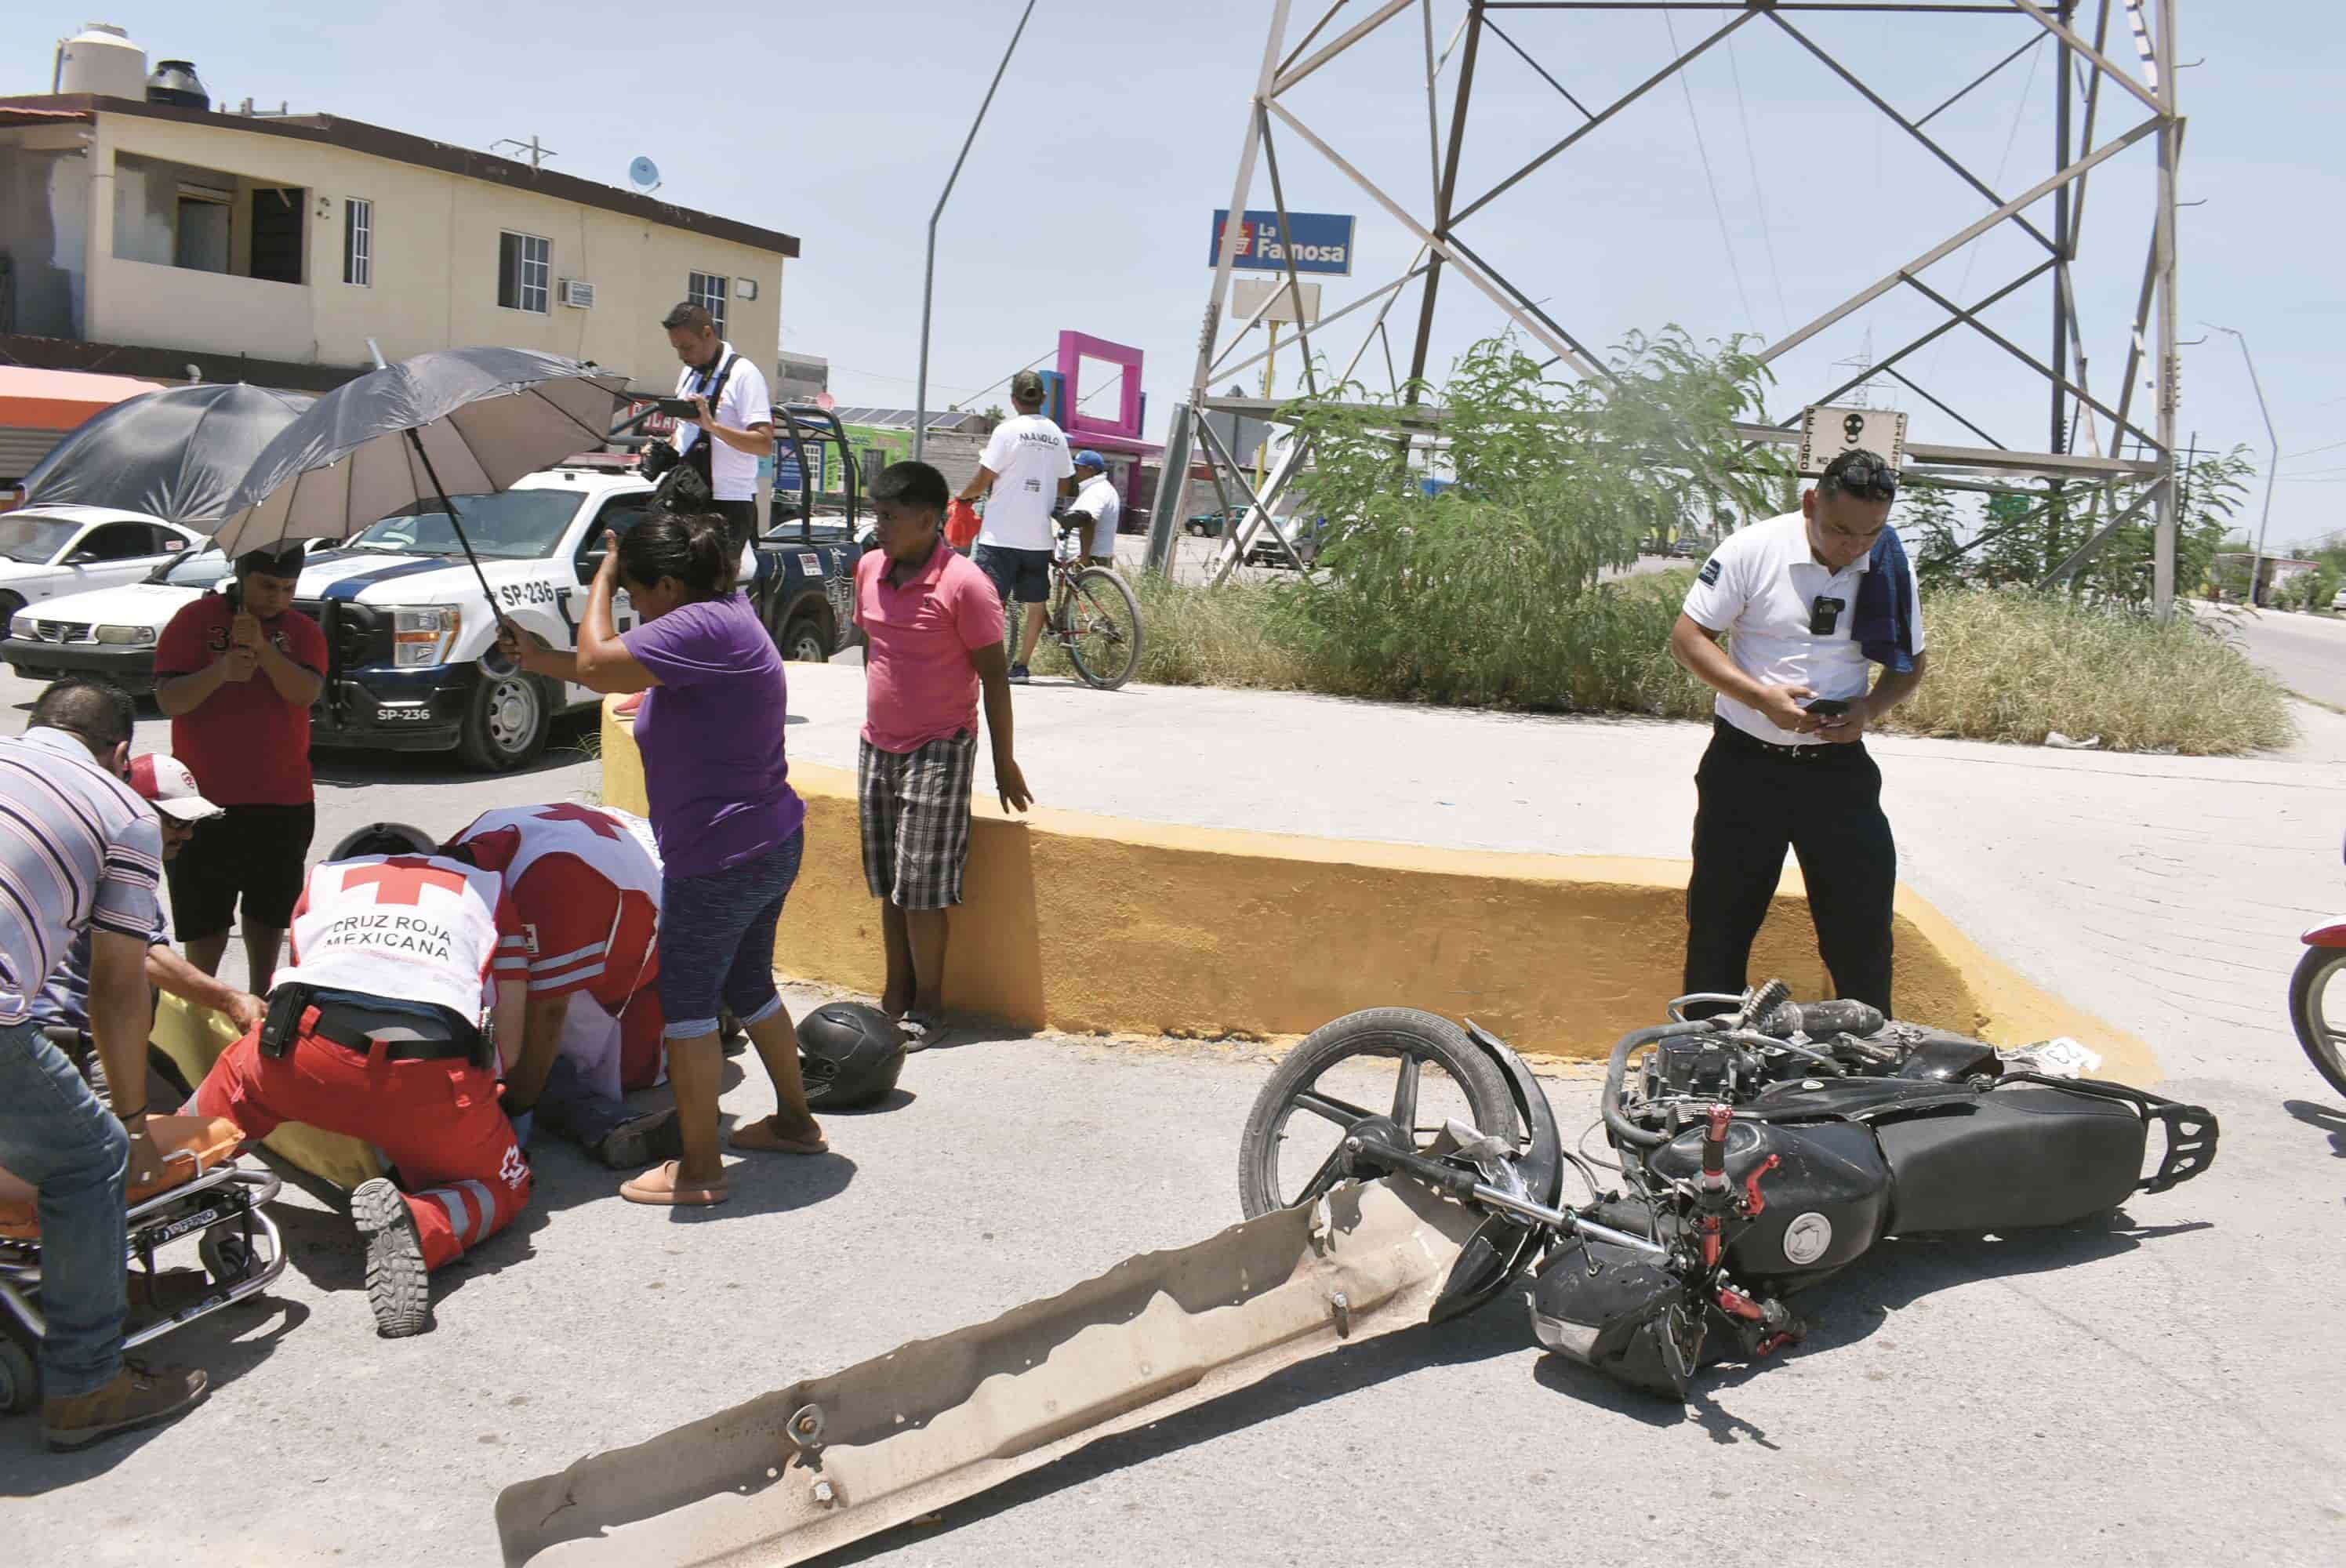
[1070,450,1121,565]
[663,301,775,555]
[1668,448,1928,1017]
[957,368,1074,681]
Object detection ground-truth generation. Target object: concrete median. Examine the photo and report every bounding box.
[601,699,2152,1079]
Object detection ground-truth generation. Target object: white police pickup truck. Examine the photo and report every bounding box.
[5,466,864,771]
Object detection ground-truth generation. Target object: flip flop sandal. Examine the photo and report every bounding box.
[619,1160,729,1206]
[729,1117,829,1156]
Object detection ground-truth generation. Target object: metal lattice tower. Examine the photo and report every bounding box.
[1154,1,2185,615]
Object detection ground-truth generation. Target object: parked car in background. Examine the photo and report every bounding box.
[1244,513,1329,570]
[0,505,204,626]
[1184,510,1229,538]
[4,542,234,693]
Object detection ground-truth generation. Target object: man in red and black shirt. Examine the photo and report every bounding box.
[154,546,327,994]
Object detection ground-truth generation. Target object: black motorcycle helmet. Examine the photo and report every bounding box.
[329,821,439,860]
[797,1002,906,1109]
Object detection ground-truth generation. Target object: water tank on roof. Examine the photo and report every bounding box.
[145,59,209,111]
[53,21,147,99]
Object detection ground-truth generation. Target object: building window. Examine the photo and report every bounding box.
[343,198,372,287]
[499,230,551,314]
[688,271,728,334]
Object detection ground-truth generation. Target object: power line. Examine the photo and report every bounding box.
[1661,11,1757,332]
[1923,35,2045,388]
[1723,33,1791,340]
[2280,436,2346,463]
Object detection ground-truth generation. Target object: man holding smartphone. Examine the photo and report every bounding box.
[1668,448,1927,1015]
[154,546,327,996]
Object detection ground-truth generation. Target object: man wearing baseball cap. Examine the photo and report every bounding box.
[956,368,1075,682]
[27,751,267,1101]
[1070,450,1121,567]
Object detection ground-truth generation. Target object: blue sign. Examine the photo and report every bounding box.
[1209,209,1355,276]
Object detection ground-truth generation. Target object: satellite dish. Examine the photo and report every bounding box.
[626,156,661,193]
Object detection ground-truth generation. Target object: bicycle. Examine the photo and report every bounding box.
[1031,515,1144,690]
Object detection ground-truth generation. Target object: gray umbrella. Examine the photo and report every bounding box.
[212,347,626,610]
[20,382,315,528]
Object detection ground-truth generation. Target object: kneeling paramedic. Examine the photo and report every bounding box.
[445,804,677,1171]
[186,827,532,1338]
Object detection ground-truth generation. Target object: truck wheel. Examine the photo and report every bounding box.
[779,613,830,664]
[457,670,551,771]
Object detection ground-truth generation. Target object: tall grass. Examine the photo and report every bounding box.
[1074,570,2294,755]
[1895,589,2295,754]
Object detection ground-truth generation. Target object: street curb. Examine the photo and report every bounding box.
[601,700,2156,1082]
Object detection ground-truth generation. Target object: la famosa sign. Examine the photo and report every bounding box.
[1209,209,1355,277]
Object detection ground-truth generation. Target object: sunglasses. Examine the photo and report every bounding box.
[1825,452,1899,502]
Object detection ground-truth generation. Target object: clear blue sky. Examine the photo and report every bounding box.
[6,3,2337,549]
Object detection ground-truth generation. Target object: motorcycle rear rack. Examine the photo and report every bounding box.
[1996,1073,2217,1194]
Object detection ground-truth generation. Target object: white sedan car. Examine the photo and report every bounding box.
[0,505,204,623]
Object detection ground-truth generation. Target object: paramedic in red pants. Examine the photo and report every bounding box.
[187,829,531,1338]
[448,803,678,1171]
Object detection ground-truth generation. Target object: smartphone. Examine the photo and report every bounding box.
[1803,697,1851,718]
[648,397,703,419]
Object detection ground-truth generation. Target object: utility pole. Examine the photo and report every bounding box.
[2206,325,2276,607]
[915,0,1036,461]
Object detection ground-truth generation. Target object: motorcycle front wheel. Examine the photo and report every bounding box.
[2290,946,2346,1099]
[1237,1007,1520,1220]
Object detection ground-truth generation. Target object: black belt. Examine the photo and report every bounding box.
[1712,715,1865,763]
[279,988,481,1064]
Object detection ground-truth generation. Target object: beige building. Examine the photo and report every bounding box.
[0,92,797,397]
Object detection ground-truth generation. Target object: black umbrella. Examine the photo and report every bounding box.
[20,382,315,528]
[212,347,626,617]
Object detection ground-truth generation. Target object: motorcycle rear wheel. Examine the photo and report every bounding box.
[2290,946,2346,1099]
[1237,1007,1520,1220]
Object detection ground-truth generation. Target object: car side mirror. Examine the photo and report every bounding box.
[576,552,603,586]
[65,550,98,565]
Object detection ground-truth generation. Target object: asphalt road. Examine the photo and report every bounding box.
[2228,608,2346,710]
[2,660,2343,1566]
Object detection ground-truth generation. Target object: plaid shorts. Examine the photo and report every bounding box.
[859,731,979,909]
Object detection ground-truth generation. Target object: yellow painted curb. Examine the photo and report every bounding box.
[602,699,2155,1081]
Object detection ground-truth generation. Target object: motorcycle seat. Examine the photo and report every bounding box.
[0,1115,247,1240]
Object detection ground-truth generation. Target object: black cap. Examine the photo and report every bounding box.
[235,543,306,579]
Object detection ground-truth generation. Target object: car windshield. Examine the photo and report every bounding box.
[0,514,81,564]
[344,490,585,561]
[149,547,234,588]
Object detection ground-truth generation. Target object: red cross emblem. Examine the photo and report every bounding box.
[534,803,623,840]
[343,857,469,906]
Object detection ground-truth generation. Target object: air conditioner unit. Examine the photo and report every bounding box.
[558,278,595,309]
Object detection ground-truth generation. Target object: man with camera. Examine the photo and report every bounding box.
[153,546,327,996]
[642,302,774,557]
[1669,448,1928,1017]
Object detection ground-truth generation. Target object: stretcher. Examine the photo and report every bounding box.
[0,1112,286,1412]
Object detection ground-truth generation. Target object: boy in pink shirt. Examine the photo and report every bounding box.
[852,462,1033,1038]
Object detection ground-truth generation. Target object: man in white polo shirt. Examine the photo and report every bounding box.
[662,301,775,555]
[1669,448,1927,1016]
[957,368,1074,683]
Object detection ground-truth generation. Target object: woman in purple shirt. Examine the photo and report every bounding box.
[501,514,824,1205]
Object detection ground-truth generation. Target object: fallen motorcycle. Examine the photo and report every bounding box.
[496,985,2215,1566]
[1237,983,2216,1397]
